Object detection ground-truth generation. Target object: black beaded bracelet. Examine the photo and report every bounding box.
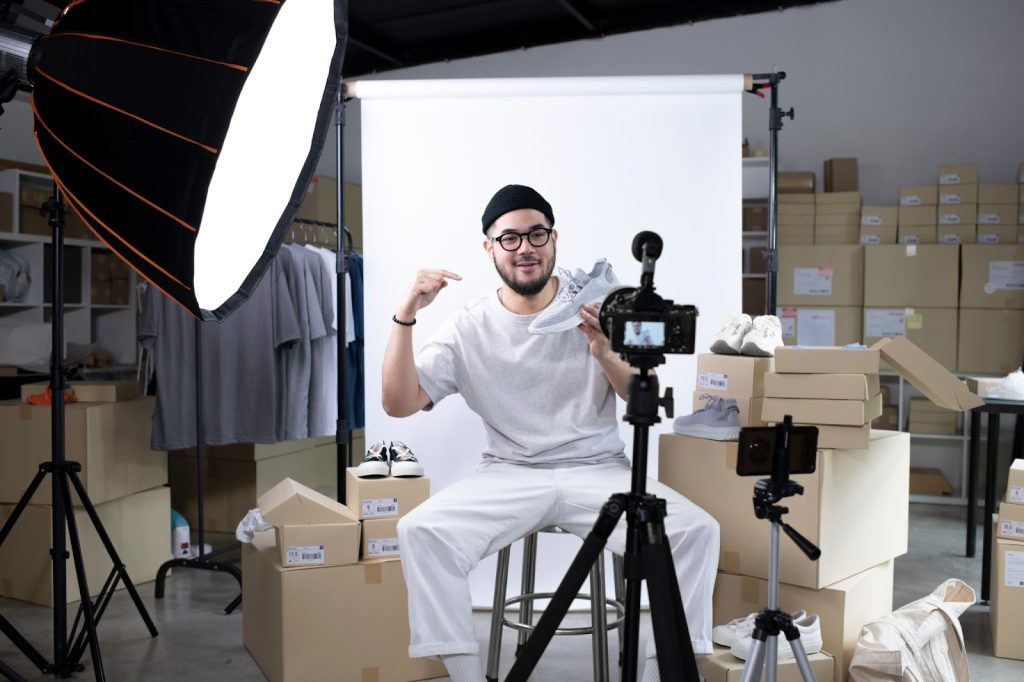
[392,314,416,326]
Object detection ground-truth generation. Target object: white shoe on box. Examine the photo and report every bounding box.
[740,315,784,357]
[729,612,823,661]
[710,314,752,355]
[711,610,806,648]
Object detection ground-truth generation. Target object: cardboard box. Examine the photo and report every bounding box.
[937,204,977,225]
[873,405,899,431]
[860,206,898,227]
[362,518,401,559]
[761,394,882,426]
[909,468,954,496]
[295,175,338,223]
[816,191,861,206]
[959,245,1024,309]
[18,204,49,236]
[980,184,1019,204]
[899,186,937,206]
[691,391,765,428]
[957,309,1024,375]
[698,646,833,682]
[863,245,960,309]
[778,171,815,194]
[745,246,767,274]
[713,562,894,682]
[938,184,977,205]
[345,468,430,520]
[0,487,170,606]
[1008,460,1024,505]
[858,224,897,245]
[823,159,858,193]
[19,380,140,403]
[778,213,814,226]
[998,502,1024,539]
[0,192,12,232]
[898,206,937,226]
[938,163,978,185]
[694,354,772,398]
[109,277,130,305]
[764,372,880,400]
[815,226,860,246]
[90,280,111,305]
[897,225,937,245]
[778,193,815,205]
[776,306,862,347]
[806,423,871,449]
[978,224,1017,244]
[774,347,879,375]
[169,436,337,533]
[743,206,768,231]
[778,245,864,307]
[978,204,1017,225]
[778,204,816,216]
[0,397,166,506]
[990,534,1024,661]
[863,307,958,372]
[938,224,976,244]
[258,478,361,568]
[777,224,814,245]
[90,251,111,280]
[871,336,983,411]
[242,534,447,682]
[815,211,860,226]
[660,432,907,589]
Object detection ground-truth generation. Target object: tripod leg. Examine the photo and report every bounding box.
[621,525,642,682]
[739,637,767,682]
[67,470,158,637]
[0,657,27,682]
[0,469,47,548]
[0,612,48,673]
[60,478,105,681]
[781,623,817,682]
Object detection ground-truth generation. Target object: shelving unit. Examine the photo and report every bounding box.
[741,157,770,315]
[0,167,138,369]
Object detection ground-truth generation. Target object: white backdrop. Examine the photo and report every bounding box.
[358,75,744,607]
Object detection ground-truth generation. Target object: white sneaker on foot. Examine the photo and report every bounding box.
[711,610,807,648]
[730,612,823,660]
[740,315,784,357]
[710,314,752,355]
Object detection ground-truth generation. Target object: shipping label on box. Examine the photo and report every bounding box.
[937,204,977,225]
[865,309,906,337]
[793,267,832,295]
[938,224,976,244]
[938,184,977,205]
[998,503,1024,540]
[694,354,772,398]
[861,206,898,226]
[345,469,430,520]
[978,225,1017,244]
[899,186,937,206]
[898,225,937,245]
[979,204,1017,225]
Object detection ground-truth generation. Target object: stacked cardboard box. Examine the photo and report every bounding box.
[977,183,1018,244]
[872,381,899,431]
[957,245,1024,374]
[346,467,430,560]
[0,390,169,607]
[777,245,863,347]
[815,192,861,245]
[243,479,445,682]
[937,163,979,245]
[692,354,771,427]
[898,185,937,245]
[906,396,957,435]
[777,193,814,245]
[863,245,959,371]
[823,158,858,193]
[991,459,1024,661]
[859,206,897,245]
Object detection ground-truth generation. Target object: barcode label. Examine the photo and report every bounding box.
[939,173,961,184]
[367,537,401,557]
[1001,520,1024,539]
[938,233,960,244]
[697,371,727,391]
[793,267,832,295]
[1010,485,1024,503]
[939,193,962,204]
[862,215,883,226]
[362,497,399,518]
[938,213,961,225]
[900,196,921,206]
[860,234,881,244]
[979,212,1001,224]
[286,545,325,566]
[978,233,1000,244]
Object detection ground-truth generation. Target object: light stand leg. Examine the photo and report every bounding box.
[60,473,104,681]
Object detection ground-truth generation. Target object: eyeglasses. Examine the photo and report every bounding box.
[490,226,553,252]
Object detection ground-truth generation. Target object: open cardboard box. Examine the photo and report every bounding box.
[870,336,983,411]
[257,478,360,568]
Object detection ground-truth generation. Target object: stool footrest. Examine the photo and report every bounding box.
[501,592,625,636]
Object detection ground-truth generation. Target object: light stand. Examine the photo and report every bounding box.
[334,85,351,499]
[0,186,158,681]
[739,417,820,682]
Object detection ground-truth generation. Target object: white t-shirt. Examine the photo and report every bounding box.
[415,288,626,467]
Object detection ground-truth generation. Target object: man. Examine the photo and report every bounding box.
[383,184,718,682]
[625,320,656,347]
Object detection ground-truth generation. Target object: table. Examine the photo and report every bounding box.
[965,399,1024,603]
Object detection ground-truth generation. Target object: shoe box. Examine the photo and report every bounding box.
[777,245,864,307]
[997,501,1024,540]
[859,206,898,245]
[0,486,170,607]
[938,163,978,186]
[362,518,401,559]
[863,245,960,309]
[1008,460,1024,504]
[896,225,937,245]
[169,436,336,533]
[937,224,976,244]
[774,346,880,375]
[242,531,447,682]
[698,645,834,682]
[776,306,862,347]
[692,354,771,427]
[764,372,879,449]
[862,307,958,372]
[658,430,908,590]
[938,183,977,205]
[257,478,361,569]
[0,397,167,507]
[345,468,430,521]
[761,393,882,427]
[990,520,1024,661]
[713,561,894,682]
[957,308,1024,374]
[906,397,957,435]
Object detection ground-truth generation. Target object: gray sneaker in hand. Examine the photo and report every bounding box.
[672,393,741,441]
[529,259,620,335]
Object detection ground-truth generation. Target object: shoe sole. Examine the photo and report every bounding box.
[709,339,741,355]
[390,461,424,477]
[740,341,778,357]
[731,636,824,660]
[357,461,390,478]
[673,424,740,441]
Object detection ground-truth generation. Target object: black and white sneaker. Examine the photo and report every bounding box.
[357,441,390,478]
[388,441,424,477]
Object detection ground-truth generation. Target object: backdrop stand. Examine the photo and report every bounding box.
[335,87,351,501]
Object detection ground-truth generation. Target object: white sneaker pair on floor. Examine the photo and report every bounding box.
[710,314,784,357]
[712,610,823,660]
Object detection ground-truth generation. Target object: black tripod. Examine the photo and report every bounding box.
[0,187,158,681]
[740,418,820,682]
[507,364,700,682]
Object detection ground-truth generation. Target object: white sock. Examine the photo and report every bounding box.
[642,656,660,682]
[441,653,485,682]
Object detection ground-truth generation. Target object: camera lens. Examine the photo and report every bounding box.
[749,439,772,468]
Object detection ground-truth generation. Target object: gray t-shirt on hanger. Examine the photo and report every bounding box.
[415,286,626,467]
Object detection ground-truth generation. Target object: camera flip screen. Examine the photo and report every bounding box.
[622,320,664,348]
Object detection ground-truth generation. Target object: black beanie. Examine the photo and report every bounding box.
[481,184,555,234]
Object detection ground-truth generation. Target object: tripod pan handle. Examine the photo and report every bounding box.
[782,522,821,561]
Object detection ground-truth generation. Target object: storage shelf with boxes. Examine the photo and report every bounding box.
[991,459,1024,662]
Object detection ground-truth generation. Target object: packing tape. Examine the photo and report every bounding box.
[361,668,380,682]
[722,551,741,575]
[364,562,383,584]
[740,576,760,605]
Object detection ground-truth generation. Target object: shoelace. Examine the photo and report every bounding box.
[365,442,387,461]
[390,441,418,462]
[697,393,721,412]
[721,318,749,336]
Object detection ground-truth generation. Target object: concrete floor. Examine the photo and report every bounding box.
[1,504,1023,681]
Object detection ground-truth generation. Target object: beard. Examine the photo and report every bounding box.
[492,248,556,297]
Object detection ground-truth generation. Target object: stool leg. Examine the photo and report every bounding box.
[613,553,625,668]
[486,545,512,682]
[591,551,609,682]
[517,533,538,651]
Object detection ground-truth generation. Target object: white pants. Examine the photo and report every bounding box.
[397,458,719,659]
